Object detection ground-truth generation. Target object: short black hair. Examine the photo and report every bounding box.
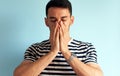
[46,0,72,16]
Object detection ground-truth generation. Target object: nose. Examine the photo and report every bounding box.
[57,20,63,25]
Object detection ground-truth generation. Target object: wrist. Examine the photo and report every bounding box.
[60,47,69,53]
[61,50,71,60]
[62,51,77,63]
[50,49,59,54]
[67,52,77,63]
[51,47,59,52]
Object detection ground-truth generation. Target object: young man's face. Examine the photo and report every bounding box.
[45,7,74,32]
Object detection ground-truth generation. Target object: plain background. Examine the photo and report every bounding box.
[0,0,120,76]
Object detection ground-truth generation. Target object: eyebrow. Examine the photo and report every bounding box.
[49,16,68,19]
[61,16,68,19]
[49,17,56,19]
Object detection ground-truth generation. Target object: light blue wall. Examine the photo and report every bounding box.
[0,0,120,76]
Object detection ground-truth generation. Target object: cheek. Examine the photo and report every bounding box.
[48,21,57,26]
[48,22,57,31]
[63,21,70,27]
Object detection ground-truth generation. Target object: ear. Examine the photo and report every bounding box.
[45,17,49,27]
[70,16,74,25]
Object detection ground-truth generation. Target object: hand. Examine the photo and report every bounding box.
[50,22,60,52]
[59,21,70,53]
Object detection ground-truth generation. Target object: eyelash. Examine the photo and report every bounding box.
[50,19,66,22]
[62,20,66,21]
[51,20,57,22]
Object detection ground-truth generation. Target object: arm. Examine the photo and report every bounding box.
[62,51,104,76]
[59,21,103,76]
[14,50,58,76]
[14,21,60,76]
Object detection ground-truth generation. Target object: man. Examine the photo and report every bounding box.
[14,0,103,76]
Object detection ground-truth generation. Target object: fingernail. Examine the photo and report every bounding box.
[60,21,62,23]
[58,21,62,26]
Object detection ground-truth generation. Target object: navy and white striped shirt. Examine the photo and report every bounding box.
[24,38,97,76]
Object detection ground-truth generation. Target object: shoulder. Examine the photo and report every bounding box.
[72,39,94,47]
[26,39,50,51]
[30,39,50,47]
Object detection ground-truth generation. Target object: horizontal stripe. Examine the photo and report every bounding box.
[24,38,97,75]
[41,70,75,75]
[49,64,69,66]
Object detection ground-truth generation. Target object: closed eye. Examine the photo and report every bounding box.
[62,19,67,21]
[49,17,57,22]
[50,19,57,22]
[61,16,67,21]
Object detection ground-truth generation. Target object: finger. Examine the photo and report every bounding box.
[50,22,59,42]
[50,22,60,51]
[53,22,59,33]
[59,21,66,28]
[59,26,63,42]
[55,23,59,37]
[51,22,59,39]
[60,21,65,36]
[59,26,62,36]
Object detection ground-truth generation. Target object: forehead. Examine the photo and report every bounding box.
[47,7,70,17]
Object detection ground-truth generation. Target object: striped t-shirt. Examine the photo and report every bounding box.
[24,38,97,76]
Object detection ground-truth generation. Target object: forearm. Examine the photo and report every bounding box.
[62,51,103,76]
[14,51,58,76]
[69,58,103,76]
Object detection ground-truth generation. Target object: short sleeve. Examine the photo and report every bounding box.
[84,43,97,64]
[24,45,37,62]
